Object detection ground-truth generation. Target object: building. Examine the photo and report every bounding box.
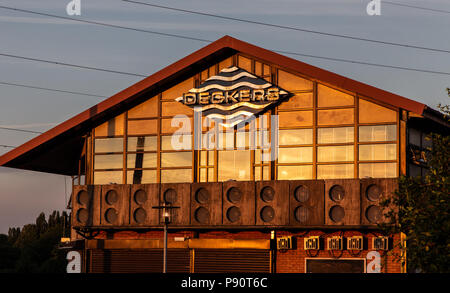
[0,36,448,273]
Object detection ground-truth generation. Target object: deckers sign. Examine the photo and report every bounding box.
[175,66,291,127]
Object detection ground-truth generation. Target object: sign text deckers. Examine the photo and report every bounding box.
[180,88,281,105]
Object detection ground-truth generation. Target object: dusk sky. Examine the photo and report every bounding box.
[1,0,449,234]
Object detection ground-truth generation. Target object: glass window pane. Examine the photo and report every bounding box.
[255,166,261,181]
[263,166,270,180]
[161,152,192,167]
[127,170,157,184]
[161,135,192,150]
[127,136,157,152]
[277,165,313,180]
[359,125,397,142]
[95,138,123,153]
[208,151,214,166]
[279,129,313,145]
[95,114,124,137]
[127,119,157,135]
[236,131,250,149]
[317,164,354,179]
[200,168,207,182]
[128,97,158,118]
[318,109,354,125]
[278,70,313,91]
[278,147,313,163]
[359,144,397,161]
[94,171,122,185]
[218,57,233,71]
[318,84,354,107]
[359,163,397,178]
[208,168,215,182]
[94,154,123,170]
[318,127,354,144]
[161,77,194,100]
[218,131,235,150]
[408,128,421,146]
[238,55,252,72]
[218,150,251,181]
[279,111,313,127]
[317,146,354,162]
[359,99,397,123]
[278,93,313,109]
[200,151,207,166]
[127,153,157,169]
[161,169,192,183]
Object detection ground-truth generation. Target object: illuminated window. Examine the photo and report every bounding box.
[94,171,122,185]
[359,144,397,161]
[359,99,397,123]
[161,152,192,168]
[318,127,354,144]
[94,138,123,153]
[278,147,313,163]
[278,165,313,180]
[317,146,354,162]
[218,150,251,181]
[127,153,157,169]
[127,170,157,184]
[318,109,354,125]
[127,136,157,152]
[317,84,354,107]
[94,154,123,170]
[317,164,354,179]
[161,169,192,183]
[359,125,396,142]
[359,163,397,178]
[279,129,313,145]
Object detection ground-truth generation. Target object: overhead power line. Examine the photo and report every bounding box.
[0,144,17,148]
[0,81,108,98]
[0,5,212,43]
[0,127,43,134]
[0,52,147,77]
[122,0,450,54]
[384,1,450,14]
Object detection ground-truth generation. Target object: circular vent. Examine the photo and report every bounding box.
[77,190,89,205]
[194,207,210,224]
[366,184,382,201]
[329,185,345,202]
[294,206,309,223]
[133,208,147,224]
[105,208,118,224]
[227,187,242,203]
[76,208,89,224]
[226,206,241,223]
[366,205,382,223]
[105,190,118,205]
[260,206,275,223]
[329,205,345,223]
[134,189,147,205]
[294,185,310,203]
[260,186,275,203]
[195,188,210,204]
[163,188,177,204]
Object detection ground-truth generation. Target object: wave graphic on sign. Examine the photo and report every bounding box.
[176,66,290,127]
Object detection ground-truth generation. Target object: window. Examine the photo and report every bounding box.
[359,163,397,178]
[359,144,397,161]
[218,150,251,181]
[318,146,354,162]
[359,125,396,142]
[317,84,354,108]
[318,127,354,144]
[279,129,313,145]
[317,164,354,179]
[277,165,312,180]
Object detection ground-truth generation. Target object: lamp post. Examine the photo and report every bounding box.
[152,202,179,273]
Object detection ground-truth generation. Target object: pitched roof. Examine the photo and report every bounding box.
[0,35,431,174]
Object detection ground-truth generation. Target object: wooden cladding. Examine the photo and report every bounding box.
[72,179,397,228]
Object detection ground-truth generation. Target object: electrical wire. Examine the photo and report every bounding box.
[0,5,449,76]
[0,81,108,98]
[122,0,450,54]
[0,127,43,134]
[384,1,450,14]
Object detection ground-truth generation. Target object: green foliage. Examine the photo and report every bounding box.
[380,98,450,273]
[0,210,71,273]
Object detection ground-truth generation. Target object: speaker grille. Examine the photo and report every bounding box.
[329,205,345,222]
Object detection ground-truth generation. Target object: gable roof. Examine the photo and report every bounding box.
[0,35,433,174]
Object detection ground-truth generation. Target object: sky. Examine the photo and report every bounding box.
[0,0,449,234]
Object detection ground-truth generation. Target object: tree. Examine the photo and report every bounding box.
[380,92,450,273]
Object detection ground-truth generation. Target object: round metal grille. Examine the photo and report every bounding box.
[194,207,210,224]
[105,208,118,224]
[329,185,345,202]
[294,185,310,203]
[133,208,147,224]
[226,206,241,223]
[76,208,89,224]
[366,205,382,223]
[163,188,177,204]
[105,190,118,205]
[260,186,275,203]
[366,184,382,201]
[329,205,345,223]
[260,206,275,222]
[195,188,210,204]
[226,187,242,203]
[134,189,147,205]
[77,190,89,205]
[294,205,309,223]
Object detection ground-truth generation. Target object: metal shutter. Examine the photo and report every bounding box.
[193,249,271,273]
[89,249,190,273]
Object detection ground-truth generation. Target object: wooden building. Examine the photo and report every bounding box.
[0,36,448,273]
